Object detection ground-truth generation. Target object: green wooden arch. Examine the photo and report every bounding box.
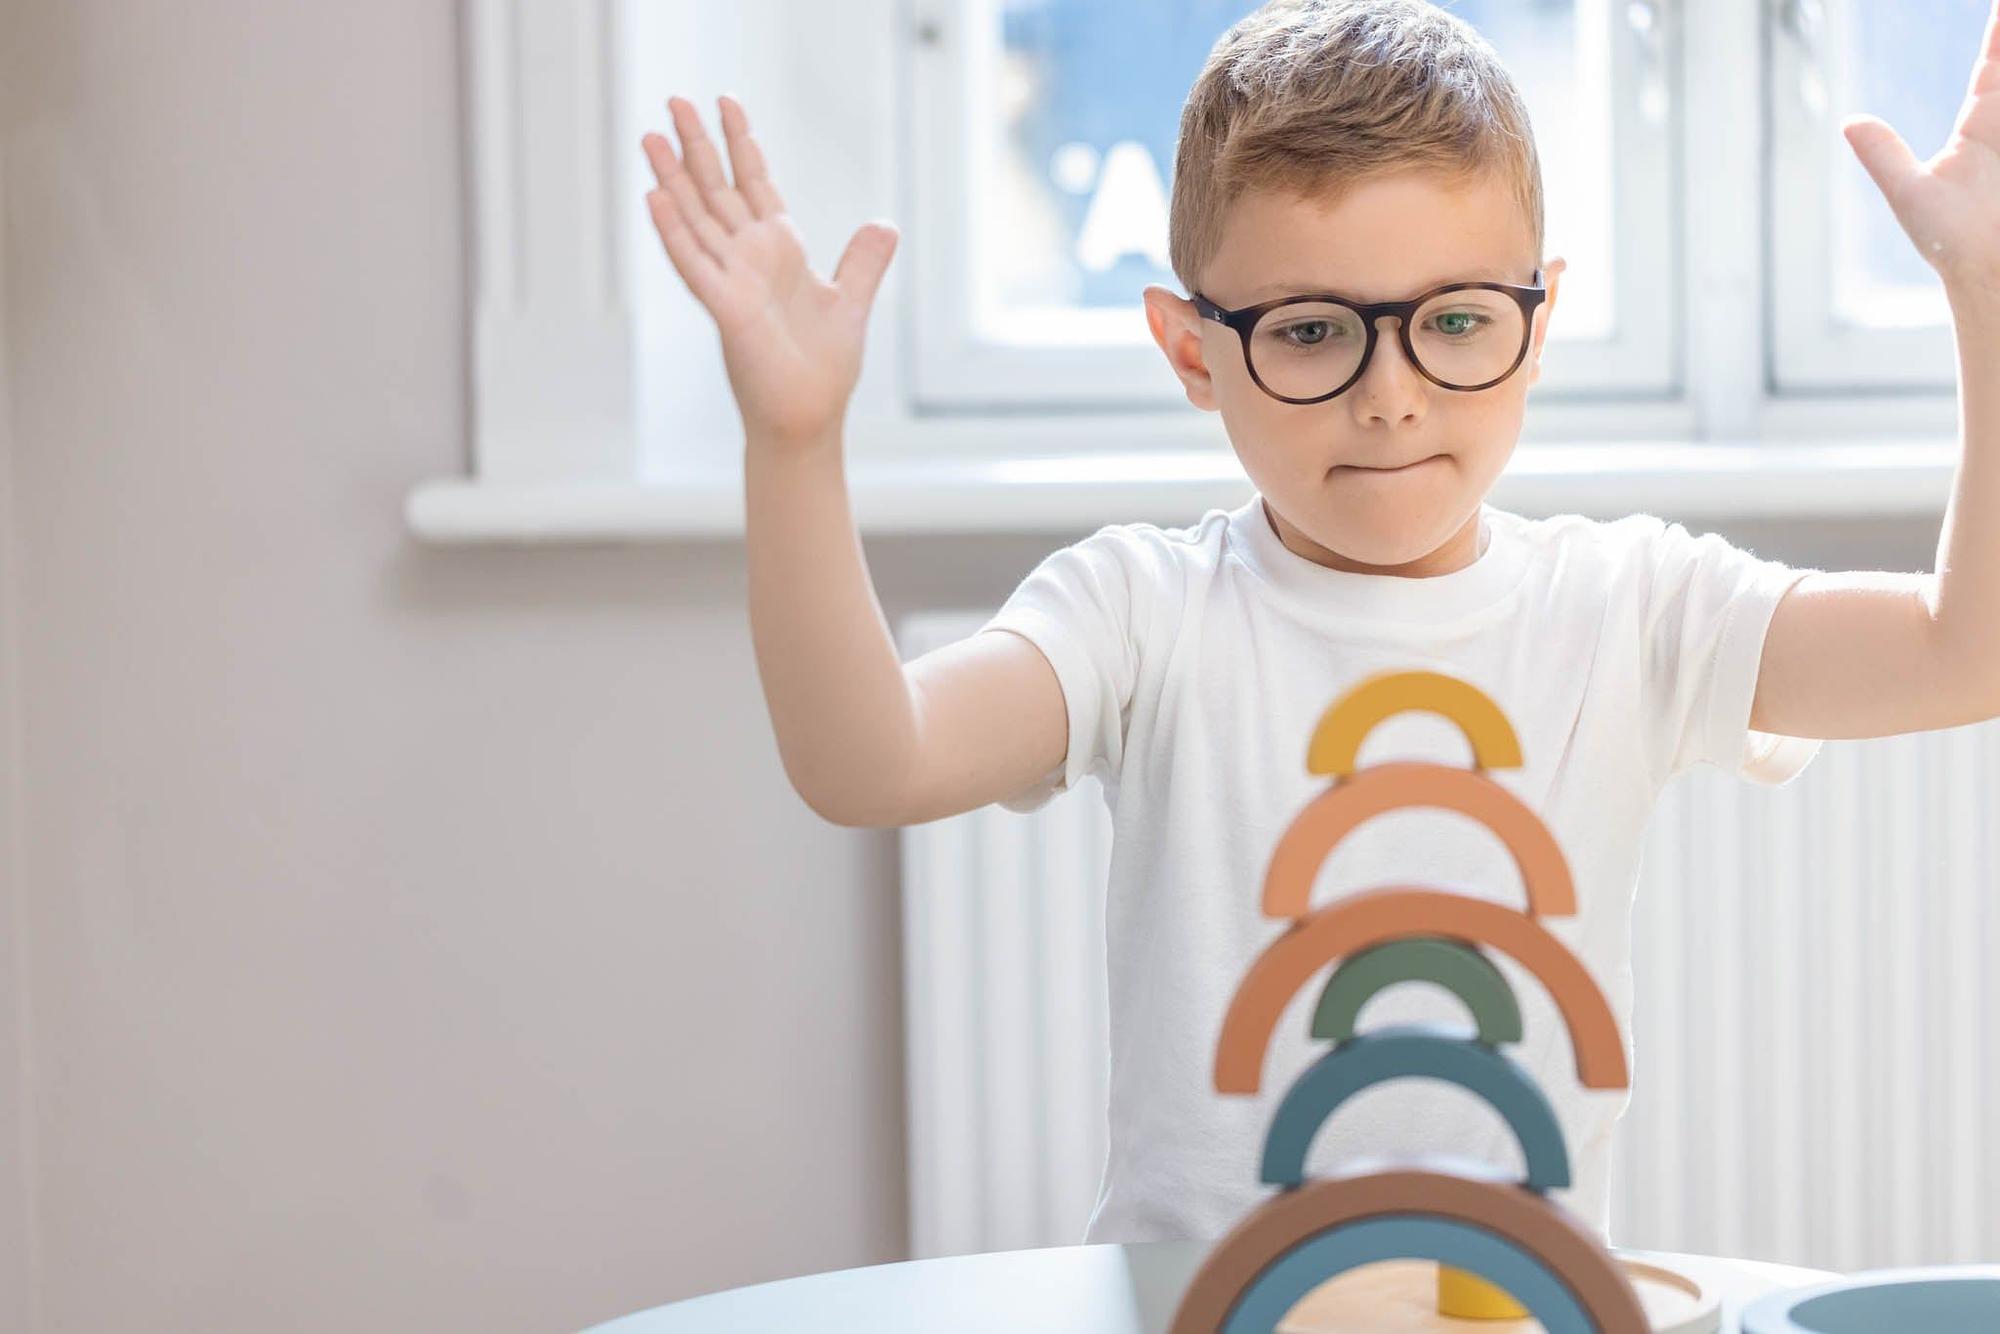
[1311,936,1523,1048]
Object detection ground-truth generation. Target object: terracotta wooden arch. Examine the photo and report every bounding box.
[1263,761,1576,920]
[1215,886,1628,1094]
[1306,669,1524,779]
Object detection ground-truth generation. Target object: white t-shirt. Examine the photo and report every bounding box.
[978,490,1822,1247]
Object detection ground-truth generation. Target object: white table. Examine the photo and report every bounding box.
[585,1239,1841,1332]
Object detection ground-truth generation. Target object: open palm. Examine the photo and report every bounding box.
[1845,0,2000,296]
[641,95,899,447]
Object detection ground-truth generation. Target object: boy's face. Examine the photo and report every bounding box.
[1144,170,1563,577]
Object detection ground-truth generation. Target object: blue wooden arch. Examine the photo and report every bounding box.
[1262,1025,1571,1190]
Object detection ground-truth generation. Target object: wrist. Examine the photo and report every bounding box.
[745,422,845,462]
[1946,279,2000,330]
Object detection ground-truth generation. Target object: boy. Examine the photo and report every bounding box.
[641,0,2000,1246]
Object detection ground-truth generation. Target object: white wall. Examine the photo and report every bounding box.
[0,1,1949,1331]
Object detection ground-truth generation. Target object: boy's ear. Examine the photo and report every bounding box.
[1527,255,1565,388]
[1143,284,1219,410]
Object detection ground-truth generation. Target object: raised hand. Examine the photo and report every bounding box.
[1843,0,2000,298]
[641,95,900,448]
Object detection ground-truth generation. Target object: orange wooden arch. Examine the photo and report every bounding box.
[1262,761,1576,920]
[1216,886,1627,1094]
[1306,669,1523,779]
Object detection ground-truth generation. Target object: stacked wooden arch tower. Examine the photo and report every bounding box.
[1169,669,1655,1333]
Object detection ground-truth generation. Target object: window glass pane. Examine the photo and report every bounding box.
[1833,0,1985,328]
[981,0,1612,346]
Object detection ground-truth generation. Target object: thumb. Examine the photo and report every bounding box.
[833,221,898,310]
[1842,114,1922,203]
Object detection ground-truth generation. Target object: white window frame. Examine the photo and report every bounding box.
[406,0,1959,543]
[461,0,639,487]
[1767,0,1960,393]
[906,0,1681,410]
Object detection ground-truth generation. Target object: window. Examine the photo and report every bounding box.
[412,0,1964,540]
[1769,0,1983,393]
[907,0,1677,412]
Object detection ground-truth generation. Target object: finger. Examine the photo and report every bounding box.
[1842,115,1922,202]
[1971,1,2000,100]
[718,94,788,220]
[644,126,737,270]
[832,221,899,310]
[640,131,680,192]
[668,96,755,230]
[646,188,730,310]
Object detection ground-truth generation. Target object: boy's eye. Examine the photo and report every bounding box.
[1431,310,1490,337]
[1271,319,1351,348]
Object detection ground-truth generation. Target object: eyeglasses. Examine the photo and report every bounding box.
[1189,268,1548,404]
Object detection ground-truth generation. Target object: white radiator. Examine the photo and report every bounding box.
[895,610,2000,1272]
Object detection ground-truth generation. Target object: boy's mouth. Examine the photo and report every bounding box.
[1333,453,1443,473]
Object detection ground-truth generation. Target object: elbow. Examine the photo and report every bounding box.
[772,723,920,827]
[786,764,904,829]
[803,789,902,829]
[1955,656,2000,725]
[1938,613,2000,722]
[805,788,870,828]
[790,771,860,827]
[796,784,850,827]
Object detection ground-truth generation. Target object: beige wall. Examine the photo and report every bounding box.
[2,62,39,1330]
[0,4,1095,1328]
[0,1,1945,1332]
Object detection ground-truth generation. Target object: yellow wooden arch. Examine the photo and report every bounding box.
[1307,669,1522,778]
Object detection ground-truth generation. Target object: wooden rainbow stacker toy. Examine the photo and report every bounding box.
[1168,668,1720,1333]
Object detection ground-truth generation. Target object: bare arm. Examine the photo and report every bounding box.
[1750,39,2000,742]
[1748,290,2000,741]
[744,434,1068,825]
[898,628,1071,826]
[754,436,1072,823]
[643,94,1068,824]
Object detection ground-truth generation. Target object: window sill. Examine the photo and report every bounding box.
[404,439,1959,544]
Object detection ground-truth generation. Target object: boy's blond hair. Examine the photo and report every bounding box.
[1168,0,1545,294]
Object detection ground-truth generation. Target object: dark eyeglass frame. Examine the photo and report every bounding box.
[1189,267,1548,404]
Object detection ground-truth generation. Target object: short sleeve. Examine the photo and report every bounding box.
[978,524,1144,813]
[1639,517,1824,786]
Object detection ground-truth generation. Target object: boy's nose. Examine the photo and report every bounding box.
[1349,315,1427,424]
[1365,316,1421,377]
